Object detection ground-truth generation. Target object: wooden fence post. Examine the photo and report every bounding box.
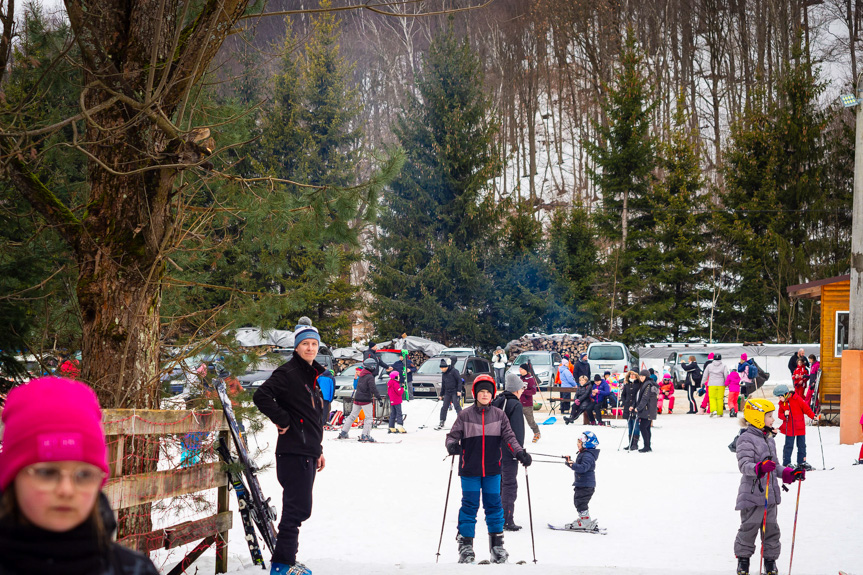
[215,430,230,574]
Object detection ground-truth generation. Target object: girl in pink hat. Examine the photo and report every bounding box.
[0,377,159,575]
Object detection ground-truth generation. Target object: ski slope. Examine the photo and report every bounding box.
[161,397,863,575]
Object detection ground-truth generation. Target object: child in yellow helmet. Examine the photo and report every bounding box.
[732,398,805,575]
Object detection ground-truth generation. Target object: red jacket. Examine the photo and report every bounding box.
[778,392,815,436]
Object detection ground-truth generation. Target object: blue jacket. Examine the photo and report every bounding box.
[318,372,335,401]
[594,380,611,403]
[559,365,577,388]
[569,448,599,488]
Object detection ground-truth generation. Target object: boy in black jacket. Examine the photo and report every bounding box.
[492,373,527,531]
[253,322,326,575]
[564,431,601,532]
[437,357,463,430]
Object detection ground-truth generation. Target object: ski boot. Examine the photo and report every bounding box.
[764,559,778,575]
[710,411,718,418]
[503,521,522,532]
[456,533,475,564]
[388,427,397,434]
[396,425,407,433]
[336,431,349,440]
[434,420,446,431]
[798,461,814,471]
[489,533,508,564]
[736,556,749,575]
[532,432,541,443]
[729,410,737,418]
[359,434,376,443]
[566,510,598,531]
[271,562,312,575]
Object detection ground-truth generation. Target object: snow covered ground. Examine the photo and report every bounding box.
[160,397,863,575]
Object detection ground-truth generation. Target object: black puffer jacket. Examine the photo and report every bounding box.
[353,368,382,404]
[620,379,642,419]
[491,391,525,458]
[441,365,462,395]
[253,352,326,458]
[0,493,159,575]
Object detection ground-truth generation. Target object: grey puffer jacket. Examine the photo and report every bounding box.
[735,425,791,510]
[635,379,659,420]
[703,359,728,387]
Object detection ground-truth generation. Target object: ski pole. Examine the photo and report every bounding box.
[419,398,442,429]
[759,469,771,575]
[436,455,455,563]
[787,480,802,575]
[617,422,628,451]
[816,416,826,470]
[524,464,537,564]
[530,452,567,459]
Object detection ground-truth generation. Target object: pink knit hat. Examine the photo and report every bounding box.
[708,352,714,360]
[0,377,109,490]
[740,353,748,362]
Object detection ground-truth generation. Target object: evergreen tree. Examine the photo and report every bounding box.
[548,208,597,333]
[586,27,658,342]
[648,93,707,342]
[370,24,502,346]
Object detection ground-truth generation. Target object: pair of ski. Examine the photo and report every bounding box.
[547,523,607,535]
[214,376,279,569]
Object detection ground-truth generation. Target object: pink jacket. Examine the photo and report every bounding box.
[387,375,404,405]
[725,371,741,393]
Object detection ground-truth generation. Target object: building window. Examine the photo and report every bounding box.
[836,311,850,357]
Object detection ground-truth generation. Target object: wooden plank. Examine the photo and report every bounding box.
[215,430,230,574]
[117,528,167,554]
[166,536,216,575]
[108,435,125,478]
[164,512,233,550]
[102,409,228,436]
[104,462,227,510]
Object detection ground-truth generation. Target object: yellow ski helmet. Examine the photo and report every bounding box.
[743,398,775,429]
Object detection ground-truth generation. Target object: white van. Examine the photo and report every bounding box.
[586,342,636,377]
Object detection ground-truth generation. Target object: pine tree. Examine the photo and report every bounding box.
[586,27,658,342]
[548,208,597,333]
[370,24,502,346]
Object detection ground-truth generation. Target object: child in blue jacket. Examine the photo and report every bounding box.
[564,431,601,531]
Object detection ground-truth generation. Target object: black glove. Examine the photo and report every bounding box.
[446,442,460,456]
[516,450,532,467]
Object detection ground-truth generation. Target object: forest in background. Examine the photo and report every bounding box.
[1,0,859,380]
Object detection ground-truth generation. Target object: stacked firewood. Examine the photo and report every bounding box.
[334,350,430,375]
[504,334,600,362]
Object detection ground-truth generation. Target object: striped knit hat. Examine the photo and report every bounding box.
[294,323,320,346]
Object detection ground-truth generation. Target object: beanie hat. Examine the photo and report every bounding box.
[472,376,496,399]
[0,377,109,491]
[388,370,400,380]
[639,369,651,377]
[740,353,748,362]
[593,374,601,382]
[440,358,451,368]
[363,357,378,370]
[772,384,792,397]
[294,323,320,347]
[708,352,714,360]
[505,372,525,393]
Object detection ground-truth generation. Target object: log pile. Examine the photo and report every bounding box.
[504,333,600,362]
[334,350,430,374]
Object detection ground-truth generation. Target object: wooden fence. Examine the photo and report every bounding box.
[102,408,232,574]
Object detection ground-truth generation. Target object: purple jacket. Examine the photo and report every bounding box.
[445,402,523,477]
[519,374,538,408]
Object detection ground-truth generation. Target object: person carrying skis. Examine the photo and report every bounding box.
[621,370,642,450]
[338,357,383,442]
[563,430,601,531]
[437,357,463,430]
[734,398,805,575]
[635,370,659,452]
[518,363,541,443]
[445,375,531,564]
[773,384,818,470]
[492,373,527,531]
[387,370,406,434]
[253,322,326,575]
[0,377,160,575]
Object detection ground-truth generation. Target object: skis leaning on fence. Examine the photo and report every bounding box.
[215,375,279,556]
[215,436,266,567]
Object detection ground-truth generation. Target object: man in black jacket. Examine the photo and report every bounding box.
[493,373,527,531]
[253,322,326,575]
[787,348,809,375]
[437,357,462,430]
[573,353,591,383]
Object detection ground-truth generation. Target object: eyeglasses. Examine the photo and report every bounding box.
[22,464,106,491]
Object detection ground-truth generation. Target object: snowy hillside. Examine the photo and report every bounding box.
[160,397,863,575]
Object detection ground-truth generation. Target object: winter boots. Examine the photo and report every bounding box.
[764,559,778,575]
[489,533,508,564]
[359,434,376,443]
[396,425,406,433]
[270,562,312,575]
[388,427,398,434]
[435,420,446,430]
[798,461,814,471]
[729,409,737,418]
[456,534,475,564]
[736,557,750,575]
[336,431,349,440]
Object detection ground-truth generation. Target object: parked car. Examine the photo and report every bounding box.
[662,351,713,389]
[441,347,477,357]
[236,360,280,391]
[505,351,562,390]
[272,346,336,372]
[333,362,362,399]
[411,355,493,400]
[585,342,637,381]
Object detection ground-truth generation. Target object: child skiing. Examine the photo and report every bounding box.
[445,375,531,564]
[562,430,601,532]
[657,372,675,414]
[338,357,382,442]
[734,398,805,575]
[387,370,406,434]
[773,384,818,470]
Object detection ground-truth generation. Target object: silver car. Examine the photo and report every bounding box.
[505,351,562,390]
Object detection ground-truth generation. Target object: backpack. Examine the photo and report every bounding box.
[728,429,746,453]
[746,362,758,380]
[691,367,703,386]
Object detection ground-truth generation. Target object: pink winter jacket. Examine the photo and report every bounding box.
[387,375,404,405]
[725,371,741,393]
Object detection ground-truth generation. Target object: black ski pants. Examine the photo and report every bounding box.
[638,418,652,450]
[573,486,595,513]
[440,391,462,422]
[686,386,697,413]
[501,456,519,525]
[273,453,317,565]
